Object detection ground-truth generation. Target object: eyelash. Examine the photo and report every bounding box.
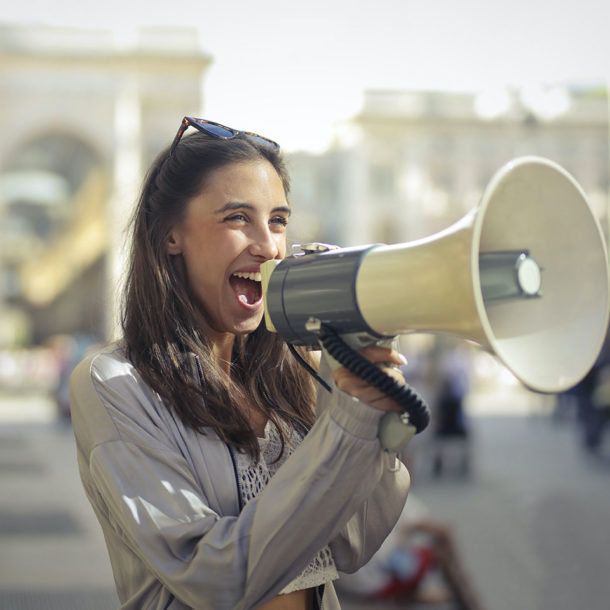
[224,214,247,223]
[224,214,288,227]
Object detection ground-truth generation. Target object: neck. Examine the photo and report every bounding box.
[210,332,236,374]
[193,310,237,374]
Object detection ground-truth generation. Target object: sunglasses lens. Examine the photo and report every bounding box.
[197,121,236,139]
[178,118,279,151]
[246,135,280,149]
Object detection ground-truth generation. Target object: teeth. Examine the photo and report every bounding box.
[233,271,262,282]
[238,295,249,304]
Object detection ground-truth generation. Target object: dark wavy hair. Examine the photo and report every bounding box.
[121,130,317,459]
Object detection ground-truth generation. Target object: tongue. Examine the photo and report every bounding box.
[230,277,261,305]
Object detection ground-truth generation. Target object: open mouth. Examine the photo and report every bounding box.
[229,271,263,306]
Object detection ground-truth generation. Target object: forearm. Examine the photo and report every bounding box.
[243,387,405,606]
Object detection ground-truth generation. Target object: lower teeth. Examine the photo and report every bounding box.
[238,295,249,304]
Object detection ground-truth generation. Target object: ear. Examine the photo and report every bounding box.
[167,231,183,255]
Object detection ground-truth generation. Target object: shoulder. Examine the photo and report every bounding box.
[71,341,157,404]
[72,341,132,384]
[70,341,167,447]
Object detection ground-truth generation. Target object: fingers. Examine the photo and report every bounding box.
[354,345,407,368]
[333,346,407,412]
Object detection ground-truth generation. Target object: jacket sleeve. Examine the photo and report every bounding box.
[315,351,411,573]
[70,350,410,610]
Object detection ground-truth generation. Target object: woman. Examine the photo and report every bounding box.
[70,117,412,610]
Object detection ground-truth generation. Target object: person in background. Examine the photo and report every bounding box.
[432,346,472,477]
[574,332,610,454]
[69,117,414,610]
[336,493,485,610]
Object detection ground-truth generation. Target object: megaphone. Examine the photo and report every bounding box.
[261,156,610,397]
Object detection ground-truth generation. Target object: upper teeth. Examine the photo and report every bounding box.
[233,271,262,282]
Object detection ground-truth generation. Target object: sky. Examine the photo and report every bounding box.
[4,0,610,152]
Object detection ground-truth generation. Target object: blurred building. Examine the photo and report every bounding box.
[289,87,609,247]
[1,28,608,352]
[0,23,211,346]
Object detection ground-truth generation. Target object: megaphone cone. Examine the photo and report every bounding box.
[262,157,610,394]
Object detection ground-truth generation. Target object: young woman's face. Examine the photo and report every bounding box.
[168,160,289,337]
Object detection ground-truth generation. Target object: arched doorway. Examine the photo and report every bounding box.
[0,132,108,345]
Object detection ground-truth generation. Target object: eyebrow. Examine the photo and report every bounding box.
[213,202,291,216]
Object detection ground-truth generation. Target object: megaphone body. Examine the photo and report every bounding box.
[261,156,610,395]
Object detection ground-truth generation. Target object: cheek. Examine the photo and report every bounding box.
[277,234,287,258]
[182,246,221,293]
[183,231,224,272]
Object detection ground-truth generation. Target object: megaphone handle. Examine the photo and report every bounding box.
[318,325,430,434]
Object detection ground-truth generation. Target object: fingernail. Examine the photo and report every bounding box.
[398,354,408,366]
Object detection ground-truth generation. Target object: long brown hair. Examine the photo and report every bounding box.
[121,130,317,458]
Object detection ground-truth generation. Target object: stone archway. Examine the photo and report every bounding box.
[1,132,101,251]
[0,132,107,343]
[0,22,211,348]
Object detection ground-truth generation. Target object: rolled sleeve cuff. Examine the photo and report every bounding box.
[325,389,385,440]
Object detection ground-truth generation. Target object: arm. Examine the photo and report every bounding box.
[314,347,411,573]
[71,349,410,610]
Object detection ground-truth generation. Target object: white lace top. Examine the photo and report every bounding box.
[235,419,339,594]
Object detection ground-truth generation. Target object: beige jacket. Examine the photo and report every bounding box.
[70,343,410,609]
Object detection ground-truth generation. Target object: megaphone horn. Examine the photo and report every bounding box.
[261,156,610,395]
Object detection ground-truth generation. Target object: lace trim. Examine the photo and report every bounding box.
[235,420,339,594]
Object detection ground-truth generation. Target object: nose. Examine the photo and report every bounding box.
[248,223,282,260]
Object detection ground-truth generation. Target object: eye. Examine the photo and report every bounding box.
[224,213,248,223]
[270,215,289,227]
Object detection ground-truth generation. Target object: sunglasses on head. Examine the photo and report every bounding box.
[169,116,280,155]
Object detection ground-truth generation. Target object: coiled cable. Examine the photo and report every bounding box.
[318,325,430,433]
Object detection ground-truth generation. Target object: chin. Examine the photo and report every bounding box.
[230,313,265,336]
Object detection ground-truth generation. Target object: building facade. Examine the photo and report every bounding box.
[0,24,211,345]
[289,87,609,248]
